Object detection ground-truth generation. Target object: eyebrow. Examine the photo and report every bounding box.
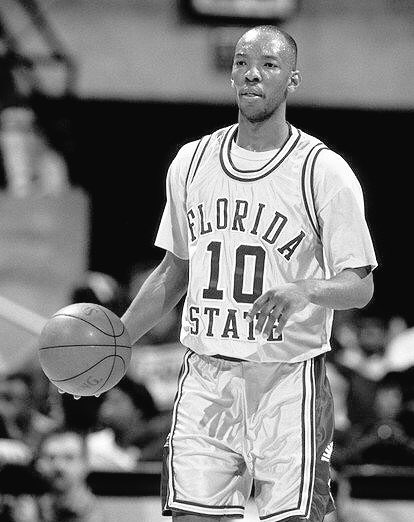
[234,51,279,60]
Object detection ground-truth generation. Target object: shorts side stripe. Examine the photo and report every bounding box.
[259,359,316,522]
[165,349,193,512]
[164,350,246,518]
[302,357,316,515]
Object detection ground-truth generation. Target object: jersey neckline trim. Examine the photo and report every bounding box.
[219,123,301,182]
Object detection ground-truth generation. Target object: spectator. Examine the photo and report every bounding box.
[0,372,57,465]
[87,375,167,469]
[34,427,106,522]
[338,371,414,467]
[334,315,389,433]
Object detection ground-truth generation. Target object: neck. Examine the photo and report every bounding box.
[236,106,288,152]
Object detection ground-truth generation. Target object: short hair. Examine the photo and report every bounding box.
[240,25,298,70]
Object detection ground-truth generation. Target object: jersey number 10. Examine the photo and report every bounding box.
[202,241,265,304]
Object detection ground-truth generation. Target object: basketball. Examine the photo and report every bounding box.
[38,303,131,397]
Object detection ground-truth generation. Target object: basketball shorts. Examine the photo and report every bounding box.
[161,350,335,521]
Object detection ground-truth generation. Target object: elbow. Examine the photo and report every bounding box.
[354,292,373,309]
[354,275,374,309]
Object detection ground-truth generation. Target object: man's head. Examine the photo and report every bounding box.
[35,428,89,493]
[0,372,33,426]
[231,25,301,123]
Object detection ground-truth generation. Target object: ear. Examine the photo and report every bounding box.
[287,70,302,93]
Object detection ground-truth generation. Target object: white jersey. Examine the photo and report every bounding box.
[155,123,377,363]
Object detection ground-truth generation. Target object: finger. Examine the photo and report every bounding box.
[246,292,271,322]
[261,302,286,336]
[73,395,81,400]
[263,312,278,339]
[255,301,278,335]
[57,388,65,395]
[255,300,285,336]
[274,306,292,336]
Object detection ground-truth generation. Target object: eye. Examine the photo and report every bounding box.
[234,59,246,67]
[264,62,278,68]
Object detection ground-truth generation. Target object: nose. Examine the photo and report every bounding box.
[245,65,261,82]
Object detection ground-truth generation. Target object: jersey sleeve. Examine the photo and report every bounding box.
[154,142,198,259]
[314,149,378,275]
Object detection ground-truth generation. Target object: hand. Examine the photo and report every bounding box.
[246,282,310,338]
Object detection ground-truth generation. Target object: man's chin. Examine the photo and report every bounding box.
[240,109,269,123]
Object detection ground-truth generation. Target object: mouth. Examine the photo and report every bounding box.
[240,90,263,99]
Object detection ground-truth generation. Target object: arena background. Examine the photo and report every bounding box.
[1,1,414,521]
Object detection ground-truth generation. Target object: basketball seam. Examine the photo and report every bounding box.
[39,344,131,351]
[93,308,118,393]
[50,354,127,382]
[52,313,126,337]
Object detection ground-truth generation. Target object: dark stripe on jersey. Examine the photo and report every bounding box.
[185,138,204,189]
[189,134,213,185]
[310,147,328,237]
[226,124,292,174]
[220,129,301,182]
[301,144,324,239]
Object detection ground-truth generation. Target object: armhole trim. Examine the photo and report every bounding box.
[301,144,328,241]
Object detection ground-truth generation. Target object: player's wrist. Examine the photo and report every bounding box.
[292,279,315,304]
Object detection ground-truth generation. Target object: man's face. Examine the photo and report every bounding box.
[0,378,31,422]
[231,30,296,123]
[36,433,88,492]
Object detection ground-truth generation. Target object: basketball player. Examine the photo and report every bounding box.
[122,25,377,522]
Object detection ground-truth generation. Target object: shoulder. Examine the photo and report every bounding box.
[295,127,365,207]
[165,140,200,186]
[296,128,363,195]
[294,126,363,190]
[315,148,358,185]
[313,148,365,210]
[173,139,201,166]
[168,126,231,180]
[176,125,232,157]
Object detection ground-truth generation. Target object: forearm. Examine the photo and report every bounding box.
[296,268,374,310]
[122,252,188,344]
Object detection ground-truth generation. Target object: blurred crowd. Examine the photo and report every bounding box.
[0,266,413,520]
[328,311,414,469]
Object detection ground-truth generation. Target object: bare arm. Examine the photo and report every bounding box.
[247,267,374,338]
[122,251,189,345]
